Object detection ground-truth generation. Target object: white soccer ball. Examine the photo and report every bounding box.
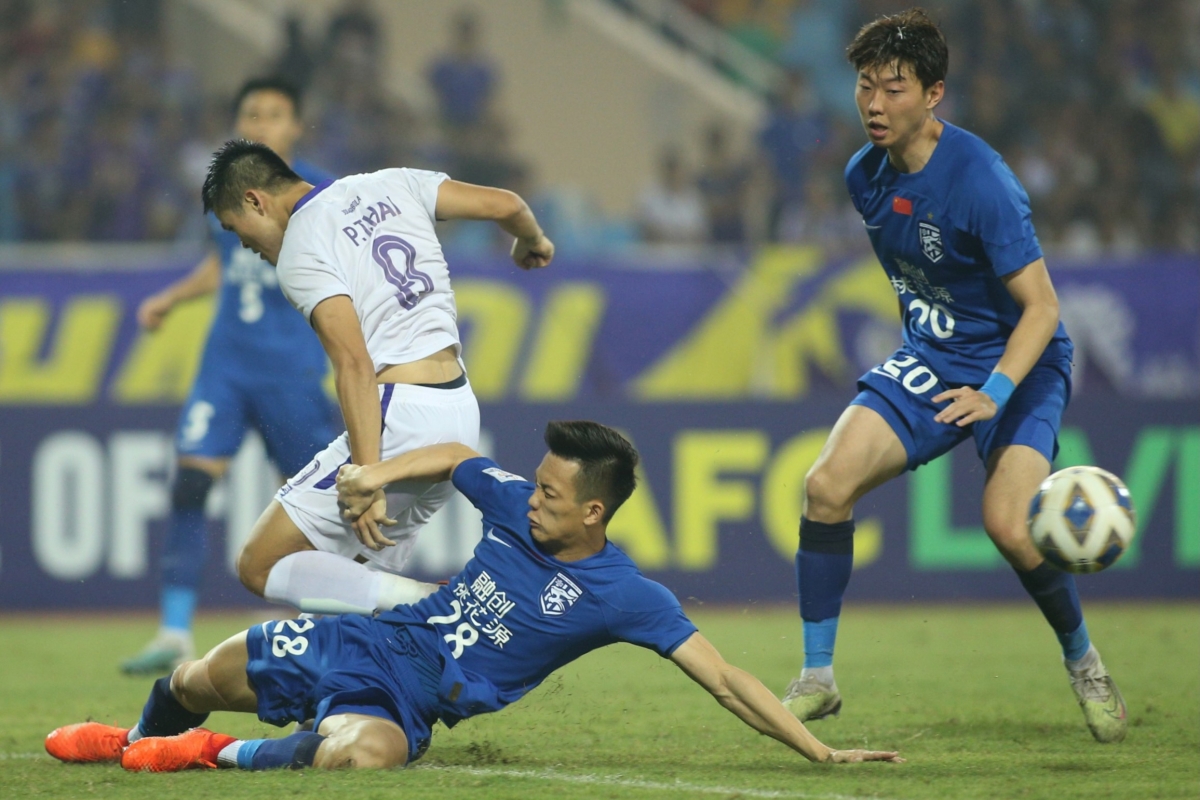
[1028,466,1137,574]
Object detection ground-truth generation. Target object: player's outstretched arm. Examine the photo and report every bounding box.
[934,258,1060,427]
[434,180,554,270]
[137,252,221,330]
[337,443,481,521]
[669,633,902,764]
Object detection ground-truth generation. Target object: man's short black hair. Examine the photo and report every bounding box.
[544,421,638,523]
[233,76,303,117]
[202,139,302,215]
[846,7,948,89]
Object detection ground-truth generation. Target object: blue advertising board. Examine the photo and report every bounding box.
[0,247,1196,608]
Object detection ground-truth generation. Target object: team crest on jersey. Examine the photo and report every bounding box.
[483,467,526,483]
[918,222,944,263]
[540,573,583,617]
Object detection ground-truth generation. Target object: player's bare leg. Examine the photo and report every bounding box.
[237,500,317,597]
[121,455,231,676]
[239,500,436,615]
[981,445,1049,570]
[313,713,409,769]
[804,405,909,522]
[783,405,908,722]
[983,445,1127,743]
[170,631,260,714]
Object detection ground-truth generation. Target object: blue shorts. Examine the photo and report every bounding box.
[175,360,336,476]
[851,347,1072,472]
[245,615,442,763]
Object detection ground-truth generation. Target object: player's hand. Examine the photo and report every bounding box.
[825,749,904,764]
[352,489,398,551]
[933,386,997,427]
[511,233,554,270]
[337,466,397,551]
[137,292,174,331]
[336,463,377,518]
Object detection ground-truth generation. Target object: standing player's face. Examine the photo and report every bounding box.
[217,201,286,266]
[855,64,943,150]
[235,91,303,159]
[528,454,597,554]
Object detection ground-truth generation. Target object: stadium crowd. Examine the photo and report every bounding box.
[1,0,1197,253]
[672,0,1200,253]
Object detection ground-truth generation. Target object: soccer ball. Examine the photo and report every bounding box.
[1028,466,1137,574]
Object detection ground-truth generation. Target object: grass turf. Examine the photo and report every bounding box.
[0,604,1196,800]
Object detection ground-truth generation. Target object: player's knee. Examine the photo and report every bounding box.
[804,466,853,518]
[172,467,214,511]
[983,514,1036,562]
[168,659,207,712]
[235,545,270,597]
[313,728,406,770]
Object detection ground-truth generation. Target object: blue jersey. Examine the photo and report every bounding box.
[380,457,698,727]
[845,121,1073,385]
[203,158,331,373]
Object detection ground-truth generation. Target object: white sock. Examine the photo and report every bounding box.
[1066,643,1100,673]
[127,724,144,744]
[216,740,244,768]
[263,551,436,615]
[801,666,835,686]
[372,570,439,609]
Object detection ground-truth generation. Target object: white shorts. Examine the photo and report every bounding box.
[276,380,480,573]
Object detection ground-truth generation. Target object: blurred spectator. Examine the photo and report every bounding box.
[296,0,415,177]
[757,70,829,239]
[637,148,707,244]
[0,0,1196,255]
[427,12,498,133]
[274,16,316,94]
[696,123,751,243]
[776,174,861,254]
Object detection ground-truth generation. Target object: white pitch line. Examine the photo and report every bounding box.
[6,751,899,800]
[416,764,899,800]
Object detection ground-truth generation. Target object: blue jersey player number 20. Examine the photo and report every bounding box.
[781,9,1127,747]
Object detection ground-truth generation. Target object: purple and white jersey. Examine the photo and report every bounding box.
[276,168,459,372]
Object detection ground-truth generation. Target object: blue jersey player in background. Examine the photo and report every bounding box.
[780,10,1126,744]
[47,422,901,772]
[121,78,337,675]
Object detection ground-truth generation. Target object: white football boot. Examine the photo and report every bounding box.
[781,671,842,722]
[1067,645,1128,743]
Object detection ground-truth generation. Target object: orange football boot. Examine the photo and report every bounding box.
[120,728,237,773]
[45,722,130,763]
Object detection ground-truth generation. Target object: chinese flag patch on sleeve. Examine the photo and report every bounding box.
[892,195,913,215]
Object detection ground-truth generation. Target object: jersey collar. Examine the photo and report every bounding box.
[292,179,334,214]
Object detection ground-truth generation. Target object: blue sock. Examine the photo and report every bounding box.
[137,676,208,737]
[802,618,840,669]
[236,732,326,770]
[1015,562,1090,661]
[161,586,197,633]
[159,468,213,633]
[796,517,855,670]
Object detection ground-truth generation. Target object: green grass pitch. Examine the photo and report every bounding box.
[1,604,1196,800]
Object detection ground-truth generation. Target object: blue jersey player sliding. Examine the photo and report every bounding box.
[122,78,337,675]
[47,422,901,771]
[780,9,1126,744]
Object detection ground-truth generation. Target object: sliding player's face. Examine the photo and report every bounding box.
[528,454,603,554]
[235,90,303,160]
[217,198,286,266]
[855,63,943,150]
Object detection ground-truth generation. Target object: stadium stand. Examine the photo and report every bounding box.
[0,0,1196,252]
